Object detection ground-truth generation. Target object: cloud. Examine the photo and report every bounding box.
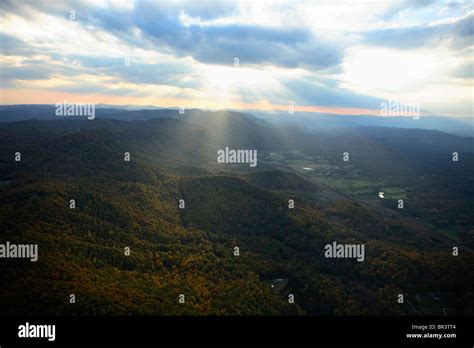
[0,33,32,56]
[278,77,385,109]
[380,0,435,20]
[1,0,343,70]
[173,24,342,70]
[450,59,474,79]
[90,2,344,70]
[364,11,474,50]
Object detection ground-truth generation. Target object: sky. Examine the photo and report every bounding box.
[0,0,473,117]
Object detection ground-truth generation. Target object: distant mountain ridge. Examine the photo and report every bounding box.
[1,105,472,137]
[252,111,473,137]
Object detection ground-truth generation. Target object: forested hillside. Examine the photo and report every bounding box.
[0,109,473,315]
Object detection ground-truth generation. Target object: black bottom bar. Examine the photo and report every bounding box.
[0,316,473,346]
